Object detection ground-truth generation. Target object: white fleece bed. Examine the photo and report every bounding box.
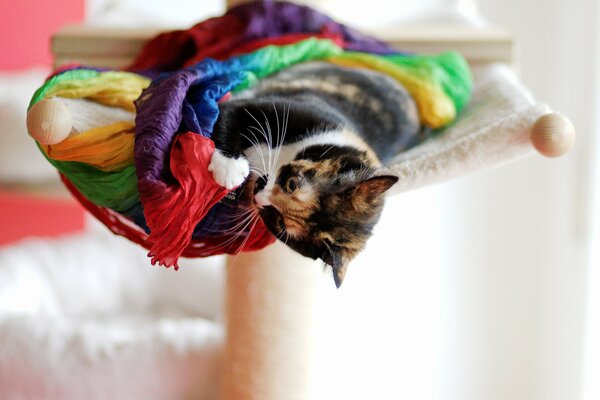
[0,224,225,400]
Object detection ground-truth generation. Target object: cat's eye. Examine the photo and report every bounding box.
[284,176,302,193]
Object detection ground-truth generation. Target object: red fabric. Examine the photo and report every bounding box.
[128,13,346,71]
[140,133,229,267]
[227,32,344,57]
[61,133,275,264]
[128,13,248,71]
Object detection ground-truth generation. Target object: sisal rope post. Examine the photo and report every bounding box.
[222,241,320,400]
[219,3,321,398]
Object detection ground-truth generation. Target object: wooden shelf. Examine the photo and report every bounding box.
[52,24,513,69]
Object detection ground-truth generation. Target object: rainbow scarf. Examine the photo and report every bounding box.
[29,1,472,267]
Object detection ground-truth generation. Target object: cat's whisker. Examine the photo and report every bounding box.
[265,102,290,179]
[244,107,273,172]
[210,205,258,227]
[260,109,276,172]
[206,214,257,235]
[218,209,254,224]
[320,144,336,158]
[225,215,263,273]
[248,125,270,151]
[247,125,272,174]
[219,216,259,249]
[273,101,281,149]
[244,132,267,174]
[202,210,257,234]
[232,215,261,256]
[269,102,291,178]
[242,127,272,177]
[218,206,257,223]
[240,131,269,174]
[280,100,291,151]
[275,228,288,245]
[250,166,268,176]
[203,214,257,251]
[267,141,280,174]
[271,101,283,171]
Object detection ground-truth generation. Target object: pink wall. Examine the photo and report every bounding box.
[0,0,84,71]
[0,1,86,242]
[0,193,85,246]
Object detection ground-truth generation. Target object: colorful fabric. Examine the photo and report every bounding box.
[29,1,472,267]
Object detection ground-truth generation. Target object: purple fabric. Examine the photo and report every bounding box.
[135,59,246,196]
[229,1,397,54]
[130,1,401,253]
[134,0,398,190]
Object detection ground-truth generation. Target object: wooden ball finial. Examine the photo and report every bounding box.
[530,113,575,157]
[26,98,73,145]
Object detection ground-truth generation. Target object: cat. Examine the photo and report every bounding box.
[209,62,421,287]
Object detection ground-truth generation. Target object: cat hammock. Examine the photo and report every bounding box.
[26,1,475,269]
[23,1,574,399]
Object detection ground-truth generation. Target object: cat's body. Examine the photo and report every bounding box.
[209,62,421,286]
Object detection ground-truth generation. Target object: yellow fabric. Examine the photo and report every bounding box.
[42,121,135,172]
[328,53,456,128]
[44,72,150,112]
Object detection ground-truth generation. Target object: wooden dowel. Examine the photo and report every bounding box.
[530,113,575,157]
[26,98,73,145]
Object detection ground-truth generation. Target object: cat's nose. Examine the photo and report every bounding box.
[254,174,268,194]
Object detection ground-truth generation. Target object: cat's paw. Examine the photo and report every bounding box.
[208,150,250,189]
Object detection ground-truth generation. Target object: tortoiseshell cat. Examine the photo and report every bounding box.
[209,62,421,287]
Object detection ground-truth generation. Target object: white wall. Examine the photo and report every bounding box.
[310,0,599,399]
[454,1,597,399]
[86,0,224,27]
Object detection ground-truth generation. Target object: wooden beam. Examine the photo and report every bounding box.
[51,24,513,69]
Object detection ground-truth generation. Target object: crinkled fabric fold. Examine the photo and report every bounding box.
[29,0,472,267]
[128,0,396,72]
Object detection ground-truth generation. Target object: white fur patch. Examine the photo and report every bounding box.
[244,129,374,175]
[254,191,271,207]
[208,150,249,189]
[245,129,373,202]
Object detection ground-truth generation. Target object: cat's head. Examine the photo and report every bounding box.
[251,144,398,288]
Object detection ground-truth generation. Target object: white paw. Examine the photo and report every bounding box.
[208,150,250,189]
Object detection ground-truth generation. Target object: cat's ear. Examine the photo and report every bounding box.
[354,175,399,203]
[322,243,350,288]
[332,261,349,289]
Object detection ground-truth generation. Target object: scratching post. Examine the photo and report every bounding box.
[222,242,320,400]
[221,3,319,398]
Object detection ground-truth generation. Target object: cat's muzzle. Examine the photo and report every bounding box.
[253,174,268,194]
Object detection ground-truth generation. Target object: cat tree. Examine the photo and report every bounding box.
[25,1,574,399]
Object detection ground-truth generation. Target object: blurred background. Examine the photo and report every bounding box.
[0,0,598,399]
